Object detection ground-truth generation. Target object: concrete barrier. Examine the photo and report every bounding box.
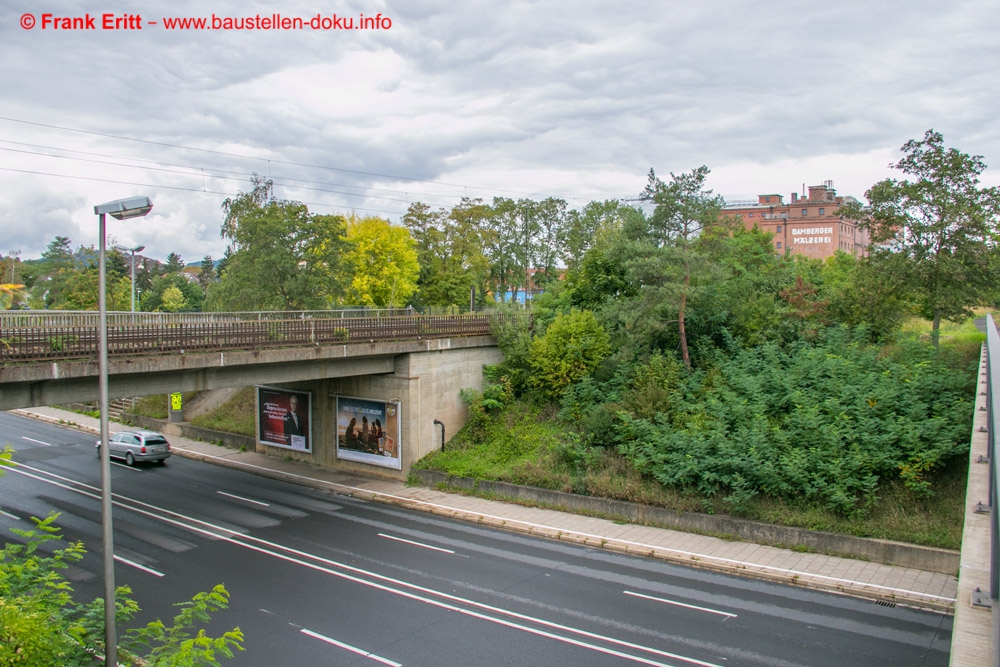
[124,414,256,452]
[412,469,959,574]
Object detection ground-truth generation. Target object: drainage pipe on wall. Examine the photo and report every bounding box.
[433,419,445,450]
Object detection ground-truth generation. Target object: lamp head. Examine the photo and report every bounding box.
[94,196,153,220]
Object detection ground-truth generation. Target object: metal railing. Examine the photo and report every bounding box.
[0,308,419,328]
[0,311,509,363]
[983,314,1000,664]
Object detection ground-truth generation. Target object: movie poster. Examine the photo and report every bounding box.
[257,387,311,452]
[336,396,401,469]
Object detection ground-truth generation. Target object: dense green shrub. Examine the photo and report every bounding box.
[528,310,610,398]
[617,327,974,515]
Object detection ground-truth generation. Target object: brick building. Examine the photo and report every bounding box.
[722,181,869,259]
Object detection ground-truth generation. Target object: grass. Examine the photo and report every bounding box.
[189,387,256,437]
[131,393,198,420]
[417,401,969,548]
[415,318,983,550]
[900,310,989,347]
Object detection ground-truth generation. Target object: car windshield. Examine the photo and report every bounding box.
[145,436,168,445]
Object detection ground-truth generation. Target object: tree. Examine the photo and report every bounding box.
[636,166,725,367]
[198,255,216,294]
[159,285,187,312]
[562,200,639,273]
[30,236,77,308]
[59,264,131,311]
[165,253,185,274]
[0,448,244,665]
[343,215,419,307]
[528,310,610,398]
[402,201,490,310]
[480,198,521,303]
[207,176,349,311]
[842,130,1000,345]
[142,274,204,312]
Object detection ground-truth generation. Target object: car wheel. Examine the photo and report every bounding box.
[157,459,167,466]
[96,445,101,458]
[125,452,135,466]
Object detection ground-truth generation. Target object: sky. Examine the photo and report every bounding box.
[1,0,998,264]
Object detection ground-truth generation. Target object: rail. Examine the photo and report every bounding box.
[0,311,512,363]
[984,314,1000,665]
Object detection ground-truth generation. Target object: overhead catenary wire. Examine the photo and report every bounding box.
[0,167,410,218]
[0,115,607,205]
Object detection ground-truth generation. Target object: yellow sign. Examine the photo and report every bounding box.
[170,392,182,411]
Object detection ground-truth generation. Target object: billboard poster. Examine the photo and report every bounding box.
[257,387,311,452]
[336,396,401,470]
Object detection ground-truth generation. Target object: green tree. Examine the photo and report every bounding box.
[142,274,204,313]
[842,130,1000,345]
[58,265,131,311]
[159,285,187,312]
[207,176,348,311]
[198,255,216,294]
[165,253,185,274]
[633,166,725,367]
[0,448,244,665]
[481,198,521,302]
[529,309,610,398]
[30,236,77,308]
[403,201,490,310]
[343,215,420,307]
[562,200,639,273]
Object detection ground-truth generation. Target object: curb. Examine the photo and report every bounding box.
[411,469,959,575]
[12,409,956,614]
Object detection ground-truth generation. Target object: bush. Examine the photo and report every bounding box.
[528,310,610,398]
[617,327,975,515]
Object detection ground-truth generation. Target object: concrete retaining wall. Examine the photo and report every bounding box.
[124,414,256,452]
[412,469,959,574]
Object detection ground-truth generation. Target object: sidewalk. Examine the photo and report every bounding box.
[14,405,958,614]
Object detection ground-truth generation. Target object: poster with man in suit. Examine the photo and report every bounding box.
[257,387,311,452]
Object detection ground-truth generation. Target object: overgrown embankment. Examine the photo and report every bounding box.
[416,320,982,550]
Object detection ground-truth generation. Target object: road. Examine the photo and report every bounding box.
[0,412,953,666]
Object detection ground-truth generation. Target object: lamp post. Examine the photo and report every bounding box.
[114,243,146,313]
[93,196,152,665]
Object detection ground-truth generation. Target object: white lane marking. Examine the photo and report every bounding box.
[1,510,22,520]
[301,629,402,666]
[378,533,455,554]
[168,447,958,605]
[114,554,165,577]
[624,590,737,620]
[111,461,142,472]
[21,436,52,446]
[9,461,724,667]
[217,491,270,507]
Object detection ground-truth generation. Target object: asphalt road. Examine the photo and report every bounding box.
[0,412,953,666]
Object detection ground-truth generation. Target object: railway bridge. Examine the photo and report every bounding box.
[0,309,507,478]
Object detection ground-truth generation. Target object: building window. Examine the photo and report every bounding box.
[801,208,808,216]
[776,242,782,249]
[776,225,782,232]
[748,212,754,218]
[764,196,771,203]
[819,208,825,216]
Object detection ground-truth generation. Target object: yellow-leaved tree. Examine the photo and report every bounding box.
[343,215,420,307]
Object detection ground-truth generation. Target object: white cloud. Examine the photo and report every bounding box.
[1,0,998,261]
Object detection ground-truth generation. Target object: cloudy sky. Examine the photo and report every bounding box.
[2,0,998,263]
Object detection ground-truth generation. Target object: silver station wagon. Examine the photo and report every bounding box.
[96,430,172,466]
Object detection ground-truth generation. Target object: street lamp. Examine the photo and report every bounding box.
[93,196,152,665]
[114,243,146,313]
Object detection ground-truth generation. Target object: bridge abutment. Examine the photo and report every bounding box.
[255,344,503,479]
